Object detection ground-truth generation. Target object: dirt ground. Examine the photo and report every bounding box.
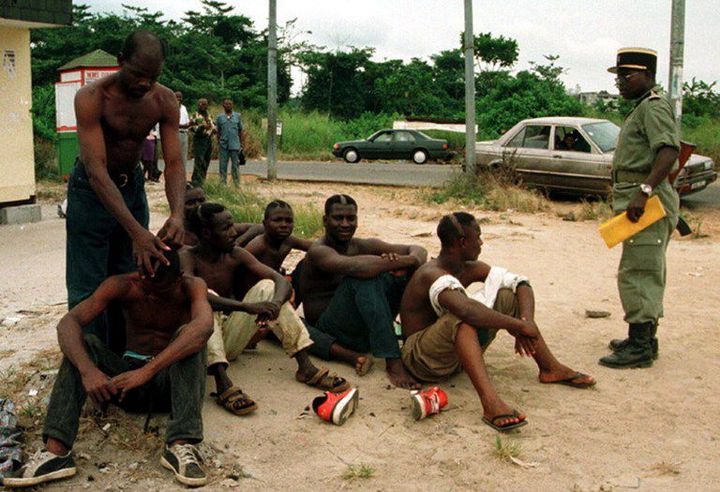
[1,176,719,491]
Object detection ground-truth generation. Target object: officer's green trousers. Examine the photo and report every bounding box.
[617,216,676,324]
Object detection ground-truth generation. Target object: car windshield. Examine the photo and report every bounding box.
[582,121,620,153]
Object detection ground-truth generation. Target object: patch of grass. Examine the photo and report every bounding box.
[424,171,549,213]
[577,199,613,221]
[203,179,323,239]
[35,180,66,203]
[342,464,375,480]
[648,461,681,476]
[492,435,522,463]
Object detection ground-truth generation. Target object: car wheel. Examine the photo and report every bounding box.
[412,149,428,165]
[343,148,360,163]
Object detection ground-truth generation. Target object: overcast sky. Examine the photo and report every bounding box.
[86,0,719,93]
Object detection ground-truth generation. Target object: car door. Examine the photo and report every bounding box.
[392,131,416,159]
[552,126,611,193]
[367,131,393,159]
[503,124,556,188]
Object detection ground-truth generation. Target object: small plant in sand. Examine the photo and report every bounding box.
[342,463,375,480]
[577,198,613,221]
[492,435,522,463]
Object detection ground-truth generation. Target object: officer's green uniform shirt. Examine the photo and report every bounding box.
[612,90,680,218]
[612,90,680,324]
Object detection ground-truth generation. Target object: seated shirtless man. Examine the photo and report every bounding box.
[182,184,263,247]
[244,200,312,273]
[400,212,595,432]
[4,250,213,488]
[298,194,427,387]
[243,200,312,345]
[180,202,348,416]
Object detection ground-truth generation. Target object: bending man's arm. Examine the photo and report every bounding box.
[157,89,186,246]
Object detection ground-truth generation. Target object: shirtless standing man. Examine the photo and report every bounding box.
[180,203,348,416]
[67,30,186,349]
[4,250,213,488]
[299,194,427,387]
[400,212,595,432]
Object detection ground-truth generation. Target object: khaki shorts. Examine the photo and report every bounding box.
[401,288,519,382]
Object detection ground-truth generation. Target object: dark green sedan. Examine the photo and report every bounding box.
[332,129,454,164]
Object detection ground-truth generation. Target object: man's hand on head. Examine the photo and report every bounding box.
[111,367,154,402]
[80,367,117,407]
[626,192,648,223]
[158,216,185,248]
[132,229,170,278]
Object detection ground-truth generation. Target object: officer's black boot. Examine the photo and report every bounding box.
[608,322,659,359]
[600,322,655,368]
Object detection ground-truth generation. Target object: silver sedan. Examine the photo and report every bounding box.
[474,116,717,196]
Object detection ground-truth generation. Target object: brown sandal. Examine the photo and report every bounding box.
[296,367,350,393]
[212,386,258,416]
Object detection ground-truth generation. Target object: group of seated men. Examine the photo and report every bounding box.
[4,187,595,488]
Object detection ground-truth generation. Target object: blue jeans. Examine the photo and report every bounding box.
[218,147,240,186]
[65,161,148,350]
[309,273,408,359]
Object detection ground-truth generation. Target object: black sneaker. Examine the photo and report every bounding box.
[3,449,76,488]
[160,443,207,487]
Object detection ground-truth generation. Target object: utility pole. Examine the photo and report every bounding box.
[668,0,685,123]
[267,0,278,179]
[463,0,476,174]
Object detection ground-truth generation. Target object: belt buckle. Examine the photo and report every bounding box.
[117,174,129,188]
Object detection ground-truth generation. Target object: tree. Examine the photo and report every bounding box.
[468,32,519,72]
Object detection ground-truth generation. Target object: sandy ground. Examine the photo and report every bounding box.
[1,177,719,491]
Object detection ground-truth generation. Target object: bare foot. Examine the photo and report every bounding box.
[355,355,374,376]
[386,358,421,389]
[539,365,595,389]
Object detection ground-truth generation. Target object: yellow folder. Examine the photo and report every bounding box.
[598,195,666,248]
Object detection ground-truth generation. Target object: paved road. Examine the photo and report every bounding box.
[165,158,720,207]
[171,159,459,188]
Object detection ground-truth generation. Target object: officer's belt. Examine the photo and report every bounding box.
[612,169,648,184]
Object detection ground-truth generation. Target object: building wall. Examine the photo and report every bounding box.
[0,26,35,203]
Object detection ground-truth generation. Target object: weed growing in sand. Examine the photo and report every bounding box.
[648,461,681,476]
[423,172,548,213]
[492,436,522,462]
[342,464,375,480]
[577,199,613,221]
[203,180,323,239]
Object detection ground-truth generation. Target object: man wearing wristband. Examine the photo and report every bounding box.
[600,48,680,369]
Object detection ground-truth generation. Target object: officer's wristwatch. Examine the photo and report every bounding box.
[639,183,653,196]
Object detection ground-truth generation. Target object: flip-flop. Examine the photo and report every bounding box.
[482,411,528,432]
[296,367,350,393]
[541,372,596,389]
[212,386,258,416]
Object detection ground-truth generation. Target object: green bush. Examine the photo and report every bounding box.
[34,137,59,181]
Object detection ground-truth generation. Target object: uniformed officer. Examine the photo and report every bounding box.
[599,48,680,369]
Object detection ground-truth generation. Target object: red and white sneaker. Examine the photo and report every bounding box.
[411,386,448,420]
[312,387,359,425]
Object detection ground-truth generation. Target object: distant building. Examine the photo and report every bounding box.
[1,1,72,206]
[578,90,620,109]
